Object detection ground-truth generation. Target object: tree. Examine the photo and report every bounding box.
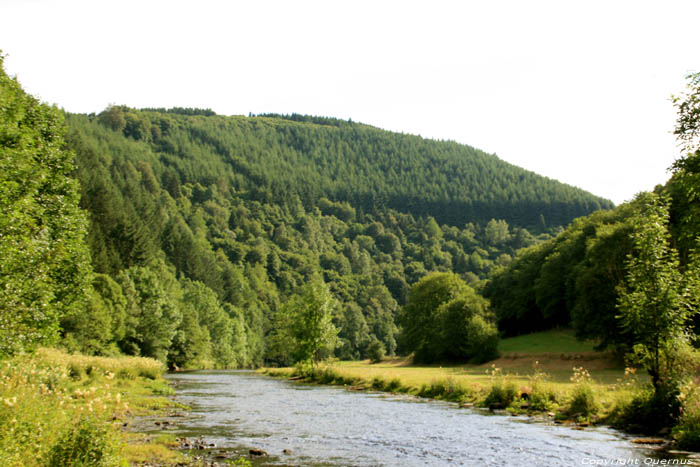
[616,192,700,394]
[668,72,700,260]
[484,219,510,246]
[399,272,497,363]
[439,290,499,363]
[672,72,700,158]
[97,105,126,132]
[117,262,183,362]
[0,54,91,355]
[399,272,469,361]
[276,276,339,366]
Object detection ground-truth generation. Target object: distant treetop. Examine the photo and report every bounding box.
[141,107,216,116]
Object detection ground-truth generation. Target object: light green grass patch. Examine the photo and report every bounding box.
[498,329,598,355]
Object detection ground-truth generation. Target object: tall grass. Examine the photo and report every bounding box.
[566,367,599,420]
[0,348,177,466]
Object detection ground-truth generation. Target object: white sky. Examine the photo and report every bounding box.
[1,0,698,205]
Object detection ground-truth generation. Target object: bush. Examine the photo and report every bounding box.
[385,377,403,392]
[610,385,681,434]
[371,376,386,390]
[524,363,559,411]
[567,384,598,419]
[674,379,700,449]
[566,367,598,419]
[400,273,499,364]
[461,314,499,364]
[484,381,518,408]
[528,384,558,411]
[47,417,117,467]
[367,339,386,364]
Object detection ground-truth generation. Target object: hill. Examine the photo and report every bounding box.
[59,106,613,367]
[93,107,612,230]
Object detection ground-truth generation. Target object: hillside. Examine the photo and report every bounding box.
[92,107,612,230]
[57,106,613,368]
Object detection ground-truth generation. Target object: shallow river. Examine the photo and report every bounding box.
[163,370,693,466]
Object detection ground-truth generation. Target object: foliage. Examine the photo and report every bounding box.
[400,272,498,363]
[672,72,700,158]
[0,61,615,367]
[65,107,584,365]
[483,366,518,409]
[0,349,169,466]
[566,367,598,418]
[674,378,700,450]
[366,338,386,364]
[116,262,183,362]
[273,276,339,365]
[485,207,634,344]
[668,73,700,264]
[616,192,700,392]
[138,108,611,230]
[609,387,681,434]
[47,416,117,467]
[0,55,91,356]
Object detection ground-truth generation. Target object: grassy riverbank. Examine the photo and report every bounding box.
[263,331,650,430]
[262,330,700,450]
[0,348,190,466]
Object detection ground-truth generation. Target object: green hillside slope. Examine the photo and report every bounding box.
[92,107,612,230]
[59,106,613,368]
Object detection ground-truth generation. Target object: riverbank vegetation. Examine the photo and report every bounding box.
[263,330,632,422]
[0,348,190,466]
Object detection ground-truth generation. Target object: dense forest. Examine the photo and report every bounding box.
[0,52,616,369]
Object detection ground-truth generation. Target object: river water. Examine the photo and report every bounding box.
[162,370,694,466]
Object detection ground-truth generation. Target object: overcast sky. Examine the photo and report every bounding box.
[1,0,698,205]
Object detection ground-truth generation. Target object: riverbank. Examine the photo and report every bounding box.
[262,354,700,454]
[263,330,640,424]
[260,330,700,451]
[262,355,636,420]
[0,348,192,466]
[261,352,700,449]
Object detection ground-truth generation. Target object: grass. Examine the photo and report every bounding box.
[498,329,598,355]
[0,348,191,466]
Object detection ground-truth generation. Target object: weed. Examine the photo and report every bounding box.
[673,378,700,449]
[566,367,599,419]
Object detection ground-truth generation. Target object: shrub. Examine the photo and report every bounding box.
[524,362,559,411]
[566,367,598,419]
[385,377,403,392]
[367,339,386,364]
[484,381,518,408]
[673,379,700,449]
[528,384,558,411]
[371,376,386,390]
[47,417,117,467]
[568,384,598,418]
[610,385,680,434]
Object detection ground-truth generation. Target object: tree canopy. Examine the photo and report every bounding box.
[0,55,91,356]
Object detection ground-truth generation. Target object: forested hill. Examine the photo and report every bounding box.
[92,107,612,230]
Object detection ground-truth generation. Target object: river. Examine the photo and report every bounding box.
[157,370,694,466]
